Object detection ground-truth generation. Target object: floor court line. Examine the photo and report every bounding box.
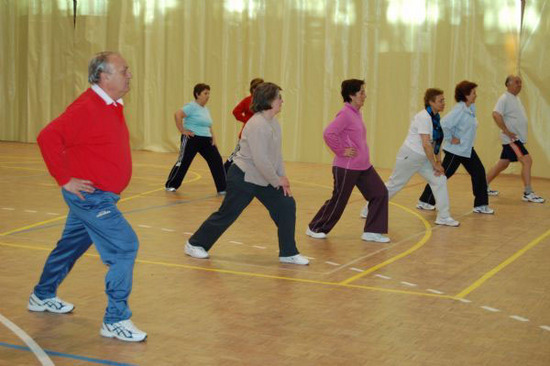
[455,228,550,298]
[5,194,227,237]
[0,171,203,237]
[0,341,136,366]
[0,240,451,300]
[0,314,54,366]
[293,179,435,282]
[338,201,432,285]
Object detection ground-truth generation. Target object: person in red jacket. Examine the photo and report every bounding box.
[223,78,264,172]
[28,52,147,342]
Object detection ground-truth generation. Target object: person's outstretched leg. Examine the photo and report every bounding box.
[165,135,200,190]
[355,167,388,234]
[199,138,227,193]
[189,166,253,251]
[308,167,358,234]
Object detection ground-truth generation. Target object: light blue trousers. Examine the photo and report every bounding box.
[33,189,139,324]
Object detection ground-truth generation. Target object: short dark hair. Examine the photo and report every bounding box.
[251,82,282,113]
[505,75,514,86]
[193,83,210,99]
[341,79,365,103]
[249,78,264,94]
[455,80,477,102]
[424,88,444,107]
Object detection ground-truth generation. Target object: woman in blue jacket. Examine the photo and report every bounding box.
[416,80,494,214]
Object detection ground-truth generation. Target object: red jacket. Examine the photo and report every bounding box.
[232,95,254,138]
[37,88,132,194]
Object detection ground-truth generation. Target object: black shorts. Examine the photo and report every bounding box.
[500,141,529,162]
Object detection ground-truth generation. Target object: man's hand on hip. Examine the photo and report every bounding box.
[63,178,95,200]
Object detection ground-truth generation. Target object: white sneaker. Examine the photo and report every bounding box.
[306,227,327,239]
[416,201,435,211]
[279,254,309,265]
[473,205,494,214]
[487,188,499,196]
[217,191,227,196]
[361,232,390,243]
[435,217,460,227]
[100,319,147,342]
[165,187,177,192]
[523,192,545,203]
[27,293,74,314]
[185,241,209,259]
[360,204,369,219]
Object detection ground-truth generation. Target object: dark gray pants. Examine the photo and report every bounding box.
[189,165,300,257]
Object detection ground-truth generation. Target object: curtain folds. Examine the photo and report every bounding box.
[1,0,548,177]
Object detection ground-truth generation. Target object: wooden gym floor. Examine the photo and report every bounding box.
[0,141,549,365]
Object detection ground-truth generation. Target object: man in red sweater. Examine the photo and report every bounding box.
[28,52,146,342]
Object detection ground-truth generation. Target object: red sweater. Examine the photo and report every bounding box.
[37,88,132,194]
[232,95,254,138]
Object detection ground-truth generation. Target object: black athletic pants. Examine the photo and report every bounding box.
[165,135,226,192]
[419,148,488,207]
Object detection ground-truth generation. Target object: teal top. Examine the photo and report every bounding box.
[182,101,212,137]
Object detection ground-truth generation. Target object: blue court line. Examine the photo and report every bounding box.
[0,341,138,366]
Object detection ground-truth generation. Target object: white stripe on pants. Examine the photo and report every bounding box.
[386,145,451,219]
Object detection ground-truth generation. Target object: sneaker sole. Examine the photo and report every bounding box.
[306,231,327,239]
[184,250,209,259]
[435,222,460,227]
[279,259,309,265]
[362,238,391,243]
[473,211,494,214]
[184,242,209,259]
[522,198,545,203]
[100,329,147,342]
[27,304,74,314]
[416,205,436,211]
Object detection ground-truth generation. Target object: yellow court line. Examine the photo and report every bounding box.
[0,171,202,236]
[455,228,550,298]
[0,165,45,172]
[339,202,432,285]
[0,240,453,300]
[0,216,67,237]
[292,179,433,285]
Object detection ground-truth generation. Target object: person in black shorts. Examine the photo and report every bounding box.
[486,75,544,203]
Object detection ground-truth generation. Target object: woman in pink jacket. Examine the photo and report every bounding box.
[307,79,390,243]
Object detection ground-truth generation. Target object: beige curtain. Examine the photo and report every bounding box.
[1,0,548,177]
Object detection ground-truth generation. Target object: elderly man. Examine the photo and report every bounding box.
[486,75,545,203]
[28,52,147,342]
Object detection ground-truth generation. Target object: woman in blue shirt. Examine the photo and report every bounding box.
[165,83,226,193]
[416,80,494,214]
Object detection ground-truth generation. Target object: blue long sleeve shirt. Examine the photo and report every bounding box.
[442,102,478,158]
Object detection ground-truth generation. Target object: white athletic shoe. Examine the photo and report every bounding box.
[165,187,177,192]
[306,227,327,239]
[184,241,209,259]
[27,293,74,314]
[361,232,391,243]
[487,188,499,196]
[523,192,545,203]
[360,204,369,219]
[416,201,436,211]
[435,217,460,227]
[279,254,309,265]
[100,320,147,342]
[473,205,494,214]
